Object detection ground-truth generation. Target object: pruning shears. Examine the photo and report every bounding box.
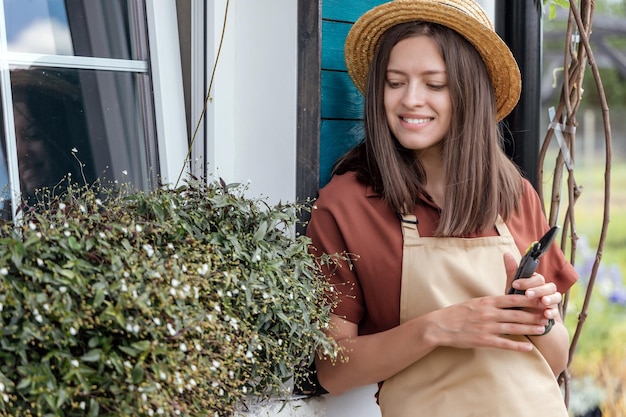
[508,225,560,295]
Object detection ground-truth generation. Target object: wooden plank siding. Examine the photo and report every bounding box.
[319,0,386,187]
[297,0,387,197]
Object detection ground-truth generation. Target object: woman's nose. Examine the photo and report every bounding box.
[401,83,426,107]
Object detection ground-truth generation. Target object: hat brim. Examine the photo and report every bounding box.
[344,0,521,121]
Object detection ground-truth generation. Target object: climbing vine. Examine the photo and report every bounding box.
[539,0,613,408]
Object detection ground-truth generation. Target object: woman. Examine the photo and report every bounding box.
[306,0,578,415]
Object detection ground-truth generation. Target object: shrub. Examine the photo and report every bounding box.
[0,177,337,416]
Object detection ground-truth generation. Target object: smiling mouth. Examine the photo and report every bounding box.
[402,117,432,125]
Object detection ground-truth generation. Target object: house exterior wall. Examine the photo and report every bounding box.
[206,0,298,205]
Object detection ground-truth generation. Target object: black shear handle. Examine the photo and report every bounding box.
[507,226,560,296]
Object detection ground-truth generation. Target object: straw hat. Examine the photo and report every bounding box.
[344,0,521,121]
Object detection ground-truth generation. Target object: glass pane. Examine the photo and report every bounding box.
[3,0,141,60]
[8,67,153,207]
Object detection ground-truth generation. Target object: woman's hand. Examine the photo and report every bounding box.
[425,253,562,352]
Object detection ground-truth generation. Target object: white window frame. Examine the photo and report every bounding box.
[0,0,187,218]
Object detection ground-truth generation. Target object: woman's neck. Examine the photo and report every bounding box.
[417,148,446,207]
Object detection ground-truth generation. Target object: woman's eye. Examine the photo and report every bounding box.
[385,80,403,88]
[428,84,446,91]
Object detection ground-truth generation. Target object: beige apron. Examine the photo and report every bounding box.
[378,214,568,417]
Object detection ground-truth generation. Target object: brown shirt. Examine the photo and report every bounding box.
[307,171,578,337]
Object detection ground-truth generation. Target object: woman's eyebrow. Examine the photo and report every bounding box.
[386,68,447,76]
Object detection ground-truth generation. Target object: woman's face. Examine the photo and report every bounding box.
[14,101,65,197]
[384,35,451,158]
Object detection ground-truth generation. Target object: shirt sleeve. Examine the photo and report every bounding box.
[306,195,366,325]
[509,179,579,294]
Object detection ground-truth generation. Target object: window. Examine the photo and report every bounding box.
[0,0,178,220]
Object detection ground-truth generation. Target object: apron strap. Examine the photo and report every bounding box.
[400,214,420,242]
[402,214,511,240]
[494,215,511,238]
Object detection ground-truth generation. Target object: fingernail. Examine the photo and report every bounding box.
[535,326,546,334]
[544,296,552,304]
[526,290,535,298]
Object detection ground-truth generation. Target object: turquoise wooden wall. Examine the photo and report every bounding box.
[320,0,386,187]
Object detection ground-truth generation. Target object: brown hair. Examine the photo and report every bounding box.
[334,22,523,236]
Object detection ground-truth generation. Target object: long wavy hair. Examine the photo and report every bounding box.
[334,22,523,237]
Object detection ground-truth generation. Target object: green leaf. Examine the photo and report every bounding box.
[119,346,138,357]
[131,340,151,352]
[16,377,30,390]
[131,365,144,384]
[68,236,81,251]
[253,221,268,242]
[92,288,105,308]
[55,387,69,409]
[88,399,100,417]
[10,241,24,268]
[80,349,101,362]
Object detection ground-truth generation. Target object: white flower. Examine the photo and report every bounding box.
[143,244,154,257]
[95,199,102,206]
[153,318,161,326]
[122,170,128,176]
[0,382,4,392]
[64,231,71,237]
[136,225,142,233]
[70,327,77,336]
[71,359,79,367]
[79,401,86,410]
[28,222,36,230]
[2,394,7,403]
[179,343,187,352]
[80,205,86,213]
[0,268,7,276]
[71,147,78,153]
[124,361,132,369]
[59,203,66,210]
[159,371,167,380]
[171,278,180,288]
[59,286,67,293]
[197,263,209,276]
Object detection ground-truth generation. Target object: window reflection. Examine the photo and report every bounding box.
[11,68,95,201]
[3,0,139,60]
[1,67,153,220]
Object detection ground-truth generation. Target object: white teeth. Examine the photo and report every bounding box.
[402,117,431,124]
